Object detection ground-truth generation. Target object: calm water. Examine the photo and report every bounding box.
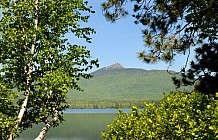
[16,109,131,140]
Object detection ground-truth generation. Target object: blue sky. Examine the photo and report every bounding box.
[68,1,194,72]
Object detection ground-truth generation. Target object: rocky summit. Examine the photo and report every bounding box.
[105,63,125,70]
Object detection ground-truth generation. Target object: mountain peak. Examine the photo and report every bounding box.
[105,63,125,70]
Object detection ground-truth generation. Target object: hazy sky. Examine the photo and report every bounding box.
[68,1,194,72]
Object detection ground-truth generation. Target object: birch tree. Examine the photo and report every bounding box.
[0,0,98,139]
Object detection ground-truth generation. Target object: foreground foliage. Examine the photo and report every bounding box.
[102,92,218,139]
[0,82,18,138]
[0,0,97,139]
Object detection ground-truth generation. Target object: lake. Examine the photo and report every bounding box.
[16,109,131,140]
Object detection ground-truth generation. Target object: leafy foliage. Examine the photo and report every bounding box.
[102,92,218,139]
[0,82,18,139]
[0,0,98,139]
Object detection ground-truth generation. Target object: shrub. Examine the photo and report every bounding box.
[102,92,218,139]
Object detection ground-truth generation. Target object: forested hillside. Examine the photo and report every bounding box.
[67,63,192,108]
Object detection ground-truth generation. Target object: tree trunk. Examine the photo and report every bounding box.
[8,0,38,139]
[34,121,52,140]
[35,107,59,140]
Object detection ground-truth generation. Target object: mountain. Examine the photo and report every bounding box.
[91,63,125,75]
[92,63,152,75]
[105,62,124,70]
[67,63,192,108]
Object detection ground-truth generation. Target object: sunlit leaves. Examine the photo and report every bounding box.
[102,92,218,139]
[0,82,18,139]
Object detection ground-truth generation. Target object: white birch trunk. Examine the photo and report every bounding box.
[34,108,59,140]
[34,120,52,140]
[8,0,38,140]
[35,90,58,140]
